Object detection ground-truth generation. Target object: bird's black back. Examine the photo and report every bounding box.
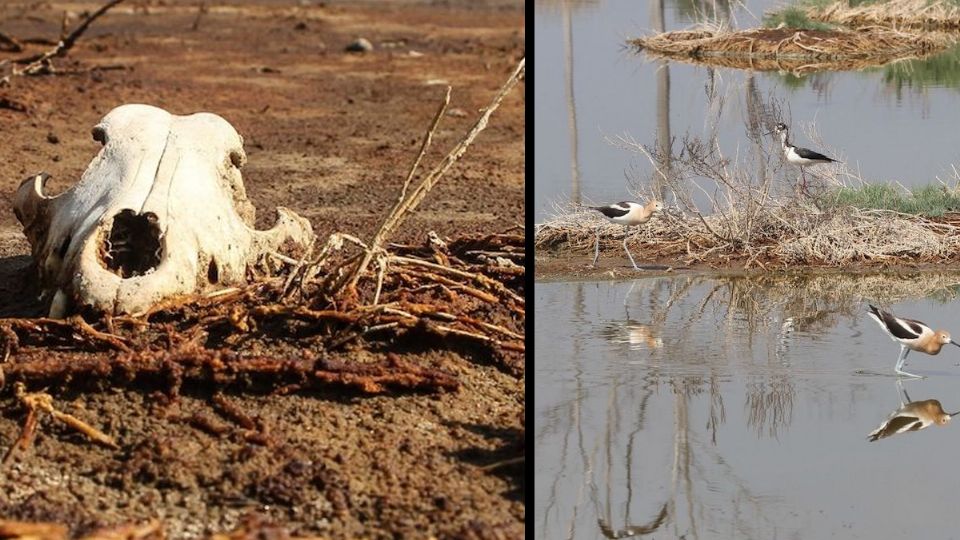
[794,146,836,162]
[868,304,923,340]
[591,204,631,219]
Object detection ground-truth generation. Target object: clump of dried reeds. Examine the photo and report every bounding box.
[630,25,952,66]
[535,91,960,270]
[537,199,960,268]
[798,0,960,31]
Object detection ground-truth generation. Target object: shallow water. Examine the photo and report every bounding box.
[534,274,960,538]
[534,0,960,221]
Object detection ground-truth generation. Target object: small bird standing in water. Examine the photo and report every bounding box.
[774,122,839,194]
[588,199,663,270]
[866,304,960,378]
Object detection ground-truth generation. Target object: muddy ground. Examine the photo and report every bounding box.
[535,249,960,282]
[0,1,524,538]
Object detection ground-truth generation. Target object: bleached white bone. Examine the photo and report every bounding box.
[14,104,314,316]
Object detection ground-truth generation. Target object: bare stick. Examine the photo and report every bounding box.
[346,87,451,292]
[11,0,126,77]
[341,57,525,293]
[0,31,23,52]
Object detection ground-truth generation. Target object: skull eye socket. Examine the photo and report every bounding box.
[92,126,107,145]
[229,149,245,169]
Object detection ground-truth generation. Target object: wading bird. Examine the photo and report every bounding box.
[866,304,960,378]
[588,200,662,270]
[774,122,839,193]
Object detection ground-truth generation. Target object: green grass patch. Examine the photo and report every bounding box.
[877,44,960,92]
[763,6,835,30]
[826,183,960,217]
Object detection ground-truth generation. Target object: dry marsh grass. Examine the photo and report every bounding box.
[535,92,960,270]
[797,0,960,30]
[630,26,952,69]
[536,200,960,268]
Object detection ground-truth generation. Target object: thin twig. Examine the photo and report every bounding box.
[339,57,525,294]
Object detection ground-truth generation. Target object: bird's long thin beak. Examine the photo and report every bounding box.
[950,411,960,417]
[951,340,960,348]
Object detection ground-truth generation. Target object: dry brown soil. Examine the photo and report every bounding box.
[0,1,524,538]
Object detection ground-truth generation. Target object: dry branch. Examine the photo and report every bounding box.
[0,231,524,393]
[340,57,525,295]
[3,381,117,467]
[1,0,126,85]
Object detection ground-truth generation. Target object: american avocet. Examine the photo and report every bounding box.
[588,200,663,270]
[774,122,839,193]
[866,304,960,378]
[602,321,664,351]
[868,385,958,441]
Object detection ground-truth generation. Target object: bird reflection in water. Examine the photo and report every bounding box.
[600,280,663,351]
[867,381,959,442]
[601,321,664,351]
[597,503,668,539]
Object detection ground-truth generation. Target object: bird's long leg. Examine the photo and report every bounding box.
[622,226,640,270]
[592,227,601,267]
[896,378,910,406]
[623,279,637,319]
[800,167,808,195]
[895,346,923,378]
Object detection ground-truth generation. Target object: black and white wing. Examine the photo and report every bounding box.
[591,202,633,219]
[794,146,837,163]
[867,304,925,340]
[867,413,922,442]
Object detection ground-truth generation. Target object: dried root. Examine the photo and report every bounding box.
[2,381,117,467]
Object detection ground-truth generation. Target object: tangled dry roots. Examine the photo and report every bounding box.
[0,231,525,396]
[630,26,952,70]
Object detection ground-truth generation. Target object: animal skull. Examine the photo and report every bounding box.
[14,104,314,317]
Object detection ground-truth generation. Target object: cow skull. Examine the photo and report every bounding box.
[13,104,314,317]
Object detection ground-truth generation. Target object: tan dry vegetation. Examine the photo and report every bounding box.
[535,90,960,271]
[536,202,960,269]
[800,0,960,30]
[629,26,953,71]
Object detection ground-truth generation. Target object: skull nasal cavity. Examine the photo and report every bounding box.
[103,210,162,278]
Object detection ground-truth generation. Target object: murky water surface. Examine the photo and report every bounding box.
[535,0,960,221]
[534,275,960,538]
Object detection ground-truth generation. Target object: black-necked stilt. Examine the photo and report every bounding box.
[866,304,960,378]
[588,200,663,270]
[774,122,839,193]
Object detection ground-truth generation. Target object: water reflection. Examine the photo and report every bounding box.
[535,273,960,539]
[878,45,960,95]
[600,321,664,351]
[671,0,732,24]
[598,503,668,539]
[867,380,960,441]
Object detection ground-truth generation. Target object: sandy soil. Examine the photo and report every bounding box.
[0,1,524,537]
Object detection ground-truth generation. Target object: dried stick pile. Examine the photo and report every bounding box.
[0,229,524,396]
[0,57,526,397]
